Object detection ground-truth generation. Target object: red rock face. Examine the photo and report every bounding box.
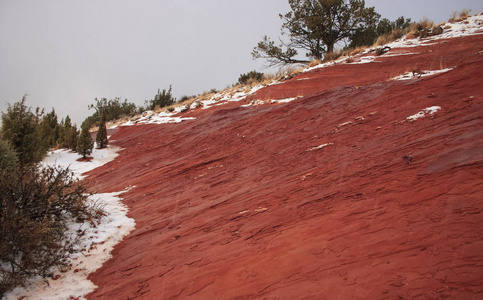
[85,34,483,299]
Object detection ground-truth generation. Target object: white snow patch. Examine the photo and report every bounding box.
[347,55,378,64]
[338,121,353,128]
[275,97,300,103]
[123,110,196,126]
[380,51,419,57]
[406,106,441,121]
[198,85,265,109]
[241,97,301,107]
[308,143,334,151]
[391,68,454,81]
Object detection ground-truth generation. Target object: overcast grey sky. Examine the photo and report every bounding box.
[1,0,482,125]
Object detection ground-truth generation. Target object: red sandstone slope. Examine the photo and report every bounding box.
[85,34,483,299]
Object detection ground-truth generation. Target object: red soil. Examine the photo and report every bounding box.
[85,34,483,299]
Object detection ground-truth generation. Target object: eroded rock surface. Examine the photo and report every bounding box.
[85,34,483,299]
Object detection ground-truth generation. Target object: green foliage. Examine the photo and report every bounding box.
[96,110,108,149]
[39,108,59,150]
[146,86,176,110]
[58,116,78,151]
[0,165,95,295]
[238,70,264,85]
[179,95,197,103]
[350,15,411,48]
[253,0,381,66]
[77,122,94,158]
[1,96,45,166]
[86,97,138,128]
[0,140,18,172]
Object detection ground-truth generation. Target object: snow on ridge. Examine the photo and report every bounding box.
[407,106,441,121]
[385,14,483,49]
[241,97,301,107]
[304,14,483,72]
[119,110,196,127]
[202,85,263,110]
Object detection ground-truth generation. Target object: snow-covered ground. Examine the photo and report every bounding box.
[42,145,122,180]
[4,146,135,300]
[241,97,302,107]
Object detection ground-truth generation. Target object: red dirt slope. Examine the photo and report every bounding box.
[85,34,483,299]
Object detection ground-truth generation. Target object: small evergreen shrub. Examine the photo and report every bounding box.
[146,86,176,111]
[238,71,264,85]
[96,110,108,149]
[86,97,138,128]
[1,96,45,165]
[77,122,94,158]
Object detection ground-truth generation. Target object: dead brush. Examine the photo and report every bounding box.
[404,17,435,39]
[323,49,343,62]
[308,59,322,68]
[375,28,405,46]
[345,56,355,63]
[450,9,472,23]
[349,46,367,56]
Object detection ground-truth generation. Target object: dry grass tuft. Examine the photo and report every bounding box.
[405,18,435,40]
[349,46,366,56]
[323,49,343,62]
[308,59,322,68]
[450,9,472,23]
[375,28,405,46]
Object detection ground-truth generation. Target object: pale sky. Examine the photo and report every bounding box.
[1,0,482,125]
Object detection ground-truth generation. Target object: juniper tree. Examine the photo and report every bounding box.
[252,0,380,66]
[96,110,108,149]
[77,121,93,158]
[1,95,45,165]
[39,108,59,150]
[0,140,17,172]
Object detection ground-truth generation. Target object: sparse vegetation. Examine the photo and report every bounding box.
[86,97,139,129]
[145,86,176,111]
[323,49,344,62]
[238,70,264,85]
[450,9,472,23]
